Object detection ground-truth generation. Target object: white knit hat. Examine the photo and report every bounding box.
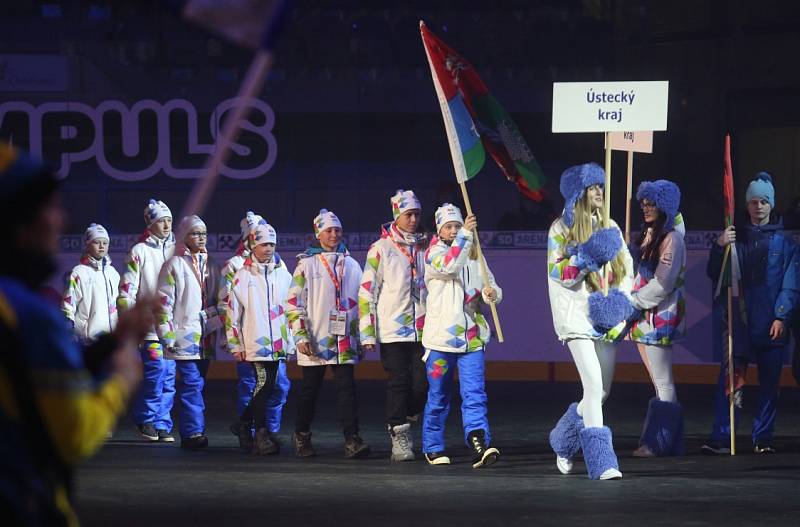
[143,198,172,226]
[247,218,277,250]
[83,223,109,246]
[313,209,342,238]
[391,189,422,220]
[434,203,464,234]
[239,211,264,241]
[179,215,206,237]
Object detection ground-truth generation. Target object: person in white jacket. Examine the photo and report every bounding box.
[219,211,291,452]
[62,223,119,344]
[359,190,428,462]
[226,219,294,455]
[421,203,502,469]
[156,215,219,450]
[546,163,634,481]
[286,209,369,459]
[629,181,687,458]
[118,199,177,442]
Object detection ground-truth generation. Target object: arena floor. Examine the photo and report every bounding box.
[76,379,800,527]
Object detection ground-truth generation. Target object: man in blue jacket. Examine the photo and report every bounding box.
[703,172,800,454]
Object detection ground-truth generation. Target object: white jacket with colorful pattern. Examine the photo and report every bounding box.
[61,255,119,343]
[630,215,687,345]
[225,255,294,361]
[358,222,427,345]
[117,233,176,342]
[156,250,220,360]
[422,228,502,354]
[546,217,634,342]
[286,245,363,366]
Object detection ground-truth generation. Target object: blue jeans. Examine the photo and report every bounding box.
[132,341,176,432]
[422,349,490,453]
[236,360,290,433]
[176,360,209,438]
[710,344,784,445]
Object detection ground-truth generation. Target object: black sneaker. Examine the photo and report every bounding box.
[292,431,316,458]
[424,452,451,465]
[231,421,254,452]
[468,429,499,468]
[754,443,776,454]
[137,423,159,442]
[700,442,731,455]
[253,428,279,455]
[344,434,371,459]
[181,434,209,450]
[157,429,175,443]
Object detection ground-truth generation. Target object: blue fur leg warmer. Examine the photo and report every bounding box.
[639,397,685,456]
[588,289,634,330]
[570,227,623,272]
[579,426,619,480]
[549,402,585,459]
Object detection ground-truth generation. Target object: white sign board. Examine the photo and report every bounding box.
[606,131,654,153]
[552,81,668,133]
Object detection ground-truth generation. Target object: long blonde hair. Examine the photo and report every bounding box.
[565,192,626,292]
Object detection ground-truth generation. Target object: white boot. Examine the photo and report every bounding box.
[390,423,415,462]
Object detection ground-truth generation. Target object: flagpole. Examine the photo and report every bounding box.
[458,181,505,343]
[602,132,612,294]
[625,150,633,244]
[176,49,274,241]
[718,229,736,456]
[726,275,736,456]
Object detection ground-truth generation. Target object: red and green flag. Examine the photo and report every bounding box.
[420,22,545,200]
[715,133,741,298]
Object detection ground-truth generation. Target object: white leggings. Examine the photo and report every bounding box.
[638,344,677,403]
[567,339,617,428]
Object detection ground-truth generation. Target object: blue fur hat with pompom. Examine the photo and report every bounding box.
[745,171,775,208]
[636,180,681,232]
[560,163,605,228]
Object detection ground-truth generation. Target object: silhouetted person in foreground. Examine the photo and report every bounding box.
[0,142,158,526]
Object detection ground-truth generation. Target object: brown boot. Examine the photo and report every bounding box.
[344,434,371,459]
[230,421,254,452]
[253,428,279,455]
[293,431,316,458]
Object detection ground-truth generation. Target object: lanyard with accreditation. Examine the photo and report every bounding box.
[318,254,348,336]
[388,228,422,302]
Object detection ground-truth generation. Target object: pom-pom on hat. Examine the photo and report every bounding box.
[0,142,50,193]
[636,180,681,232]
[84,223,109,246]
[391,189,422,220]
[143,199,172,226]
[745,171,775,208]
[0,142,59,231]
[239,211,264,241]
[434,203,464,234]
[559,163,605,228]
[247,218,278,250]
[313,209,342,238]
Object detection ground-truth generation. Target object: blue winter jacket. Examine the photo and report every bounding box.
[707,218,800,348]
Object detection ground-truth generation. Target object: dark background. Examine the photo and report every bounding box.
[2,0,799,235]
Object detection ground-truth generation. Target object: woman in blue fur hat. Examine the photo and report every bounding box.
[629,180,687,457]
[702,172,800,455]
[546,163,634,480]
